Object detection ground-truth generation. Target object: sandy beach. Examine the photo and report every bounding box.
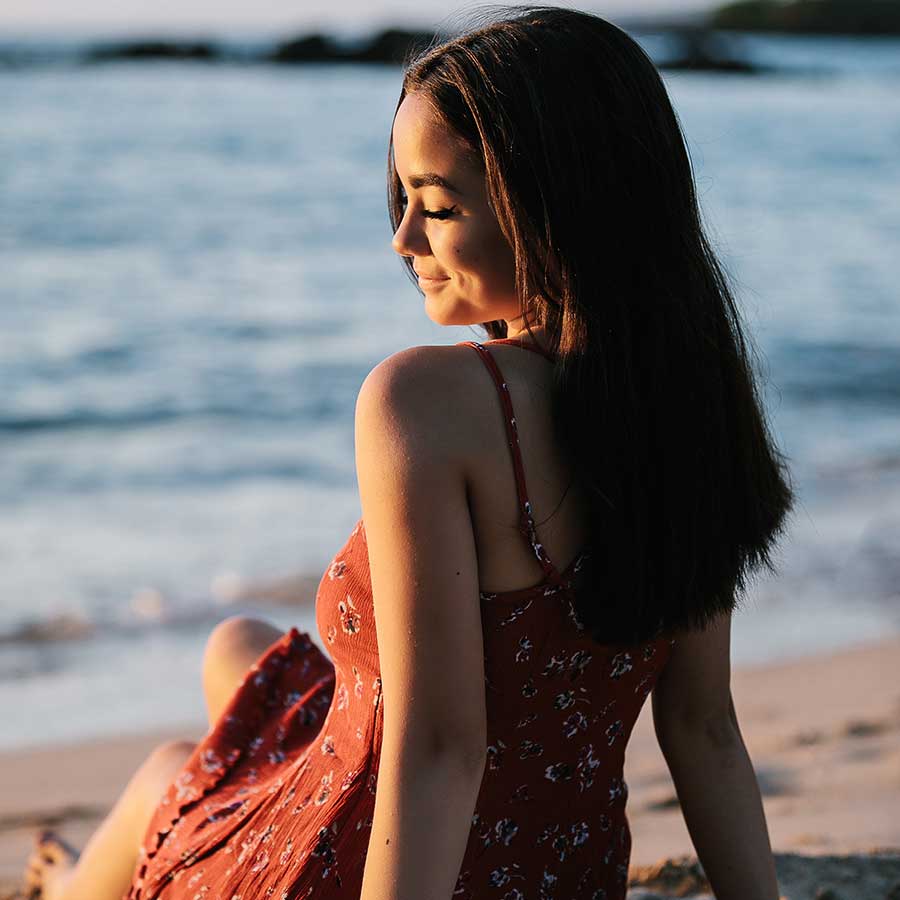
[1,633,898,899]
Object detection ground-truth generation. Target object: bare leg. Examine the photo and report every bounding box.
[23,615,284,900]
[202,615,286,727]
[24,738,196,900]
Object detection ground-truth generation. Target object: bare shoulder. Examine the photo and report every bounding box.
[357,343,485,459]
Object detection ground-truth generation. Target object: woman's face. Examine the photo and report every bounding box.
[391,91,519,326]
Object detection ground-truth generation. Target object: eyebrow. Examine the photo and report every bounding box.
[407,172,462,194]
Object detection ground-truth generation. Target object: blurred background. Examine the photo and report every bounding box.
[1,0,899,751]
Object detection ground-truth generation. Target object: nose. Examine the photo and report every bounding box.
[391,206,429,258]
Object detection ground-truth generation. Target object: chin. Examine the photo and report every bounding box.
[423,294,500,329]
[423,296,465,328]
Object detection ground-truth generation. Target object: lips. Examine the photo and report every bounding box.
[415,270,449,281]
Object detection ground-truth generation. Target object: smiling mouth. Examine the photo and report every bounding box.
[416,273,449,282]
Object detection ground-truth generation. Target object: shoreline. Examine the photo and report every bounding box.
[1,633,898,897]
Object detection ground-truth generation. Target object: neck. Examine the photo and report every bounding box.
[497,328,553,362]
[506,325,545,343]
[504,308,540,338]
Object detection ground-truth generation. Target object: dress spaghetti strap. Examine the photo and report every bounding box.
[456,338,566,586]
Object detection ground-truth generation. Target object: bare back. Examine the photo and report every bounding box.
[455,339,593,596]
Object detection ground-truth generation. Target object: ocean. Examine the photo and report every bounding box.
[2,32,899,749]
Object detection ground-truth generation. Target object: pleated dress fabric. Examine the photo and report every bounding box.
[124,337,676,900]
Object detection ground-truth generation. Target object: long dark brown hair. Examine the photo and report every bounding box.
[387,5,794,645]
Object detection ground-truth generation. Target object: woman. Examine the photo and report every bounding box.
[25,6,791,899]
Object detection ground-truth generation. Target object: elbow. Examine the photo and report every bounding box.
[388,727,487,777]
[429,734,488,777]
[655,696,743,752]
[699,709,743,750]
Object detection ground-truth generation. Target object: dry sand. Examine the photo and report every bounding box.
[1,634,898,899]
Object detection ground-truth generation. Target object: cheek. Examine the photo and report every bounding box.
[452,242,478,265]
[432,234,480,277]
[458,235,515,291]
[449,233,501,278]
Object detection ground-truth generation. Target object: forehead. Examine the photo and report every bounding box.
[391,91,477,182]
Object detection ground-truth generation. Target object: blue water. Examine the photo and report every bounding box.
[2,33,899,749]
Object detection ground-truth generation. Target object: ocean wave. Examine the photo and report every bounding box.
[0,407,180,434]
[0,613,97,644]
[9,459,333,495]
[817,453,900,478]
[0,609,212,648]
[770,340,900,407]
[0,571,320,650]
[0,400,341,435]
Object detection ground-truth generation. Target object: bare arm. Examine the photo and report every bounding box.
[355,348,488,900]
[652,611,781,900]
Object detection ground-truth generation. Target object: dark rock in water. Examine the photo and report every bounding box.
[658,27,770,73]
[267,34,342,64]
[711,0,900,36]
[85,40,220,62]
[0,48,34,69]
[354,29,438,64]
[267,28,439,65]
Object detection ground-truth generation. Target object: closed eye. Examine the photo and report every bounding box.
[421,207,458,220]
[395,186,456,220]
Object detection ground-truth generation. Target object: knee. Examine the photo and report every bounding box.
[202,615,278,684]
[203,615,267,666]
[136,739,197,806]
[145,739,197,772]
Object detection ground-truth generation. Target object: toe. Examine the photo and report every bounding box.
[23,863,40,888]
[25,828,78,900]
[35,828,78,862]
[26,845,55,879]
[40,842,64,863]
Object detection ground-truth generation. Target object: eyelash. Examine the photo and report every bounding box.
[421,207,457,220]
[398,194,457,221]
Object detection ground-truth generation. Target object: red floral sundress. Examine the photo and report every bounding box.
[124,337,675,900]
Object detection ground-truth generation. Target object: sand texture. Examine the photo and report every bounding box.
[1,634,898,899]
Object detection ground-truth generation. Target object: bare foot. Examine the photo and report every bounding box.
[23,829,79,900]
